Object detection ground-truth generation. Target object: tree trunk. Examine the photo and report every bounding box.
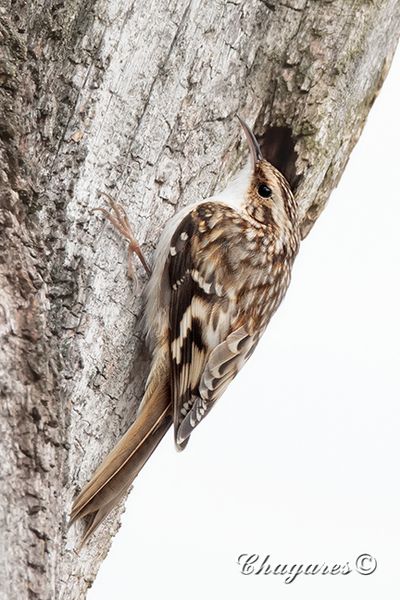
[0,0,398,598]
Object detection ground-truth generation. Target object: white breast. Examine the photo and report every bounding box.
[143,163,251,347]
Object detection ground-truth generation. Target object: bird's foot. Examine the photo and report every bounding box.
[93,192,152,281]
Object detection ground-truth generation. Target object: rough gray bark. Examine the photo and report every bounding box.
[0,0,398,598]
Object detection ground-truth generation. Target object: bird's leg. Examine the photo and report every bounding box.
[93,192,152,280]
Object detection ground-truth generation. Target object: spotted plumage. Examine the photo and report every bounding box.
[166,194,298,448]
[70,116,300,543]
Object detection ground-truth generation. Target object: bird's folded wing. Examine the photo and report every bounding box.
[176,325,259,445]
[166,203,261,448]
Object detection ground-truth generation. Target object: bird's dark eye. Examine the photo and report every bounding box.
[258,184,272,198]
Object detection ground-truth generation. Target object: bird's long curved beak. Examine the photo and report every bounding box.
[237,115,263,167]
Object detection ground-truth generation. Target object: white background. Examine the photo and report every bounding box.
[89,46,399,600]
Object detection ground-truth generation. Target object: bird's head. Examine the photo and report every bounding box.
[237,116,298,246]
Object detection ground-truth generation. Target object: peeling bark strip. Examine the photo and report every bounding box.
[0,1,398,598]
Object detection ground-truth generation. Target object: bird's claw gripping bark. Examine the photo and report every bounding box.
[93,192,152,281]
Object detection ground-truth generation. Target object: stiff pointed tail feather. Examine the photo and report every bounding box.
[70,374,172,546]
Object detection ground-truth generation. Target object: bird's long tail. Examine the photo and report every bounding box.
[70,363,171,546]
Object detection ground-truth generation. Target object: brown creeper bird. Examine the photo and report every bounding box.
[70,116,300,544]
